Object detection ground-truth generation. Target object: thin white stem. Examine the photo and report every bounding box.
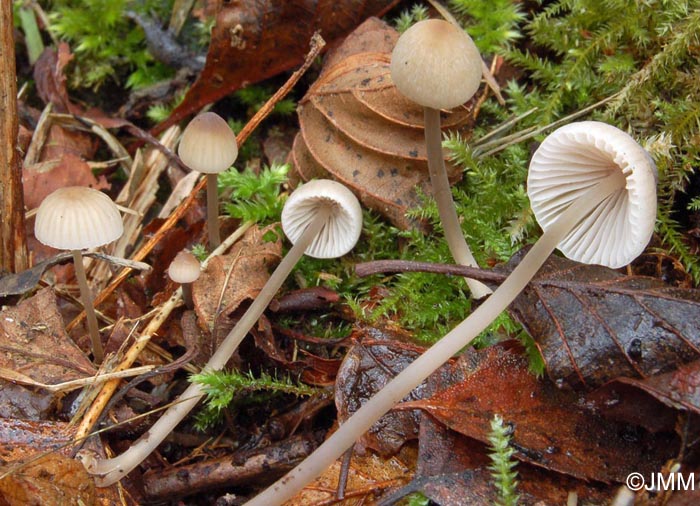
[85,206,332,486]
[206,174,221,249]
[72,249,104,363]
[245,170,626,506]
[424,107,492,299]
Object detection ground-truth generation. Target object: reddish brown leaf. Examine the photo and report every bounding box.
[155,0,403,134]
[0,453,95,506]
[290,17,474,230]
[504,251,700,388]
[401,344,674,483]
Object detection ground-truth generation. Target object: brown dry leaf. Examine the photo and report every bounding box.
[154,0,403,134]
[0,287,95,383]
[192,225,282,358]
[288,452,414,506]
[290,17,474,230]
[503,251,700,388]
[0,453,95,506]
[0,288,96,417]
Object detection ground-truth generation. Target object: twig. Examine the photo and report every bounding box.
[354,259,507,284]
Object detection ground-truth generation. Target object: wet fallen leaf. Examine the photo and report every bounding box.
[0,453,95,506]
[400,343,674,483]
[335,326,434,454]
[503,251,700,388]
[290,17,474,230]
[155,0,403,134]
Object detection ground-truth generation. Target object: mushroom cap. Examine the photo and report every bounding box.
[35,186,124,251]
[527,121,657,269]
[390,19,483,110]
[168,251,201,284]
[178,112,239,174]
[281,180,363,259]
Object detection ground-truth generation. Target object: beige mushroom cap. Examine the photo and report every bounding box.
[527,121,657,269]
[35,186,124,251]
[178,112,239,174]
[282,180,363,259]
[390,19,483,110]
[168,251,201,284]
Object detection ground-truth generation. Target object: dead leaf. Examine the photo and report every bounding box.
[400,343,675,484]
[290,17,473,230]
[335,326,432,455]
[0,453,95,506]
[0,287,95,383]
[289,452,414,505]
[154,1,403,134]
[503,251,700,388]
[192,224,282,360]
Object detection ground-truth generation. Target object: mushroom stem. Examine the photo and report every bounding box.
[181,284,194,309]
[424,107,491,299]
[244,169,626,506]
[72,249,104,364]
[206,174,221,249]
[84,205,332,486]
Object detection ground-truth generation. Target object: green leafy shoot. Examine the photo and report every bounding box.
[449,0,525,54]
[190,244,208,263]
[393,3,429,33]
[219,163,289,224]
[488,414,519,506]
[191,369,318,430]
[145,89,186,124]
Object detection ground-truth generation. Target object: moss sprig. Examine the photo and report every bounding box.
[488,414,519,506]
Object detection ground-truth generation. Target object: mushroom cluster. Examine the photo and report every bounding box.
[83,179,363,486]
[245,121,658,506]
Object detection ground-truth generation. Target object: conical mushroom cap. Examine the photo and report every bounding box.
[282,180,363,259]
[35,186,124,251]
[390,19,483,110]
[178,112,239,174]
[168,251,201,284]
[527,121,657,268]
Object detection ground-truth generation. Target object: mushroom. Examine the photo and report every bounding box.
[178,112,239,249]
[168,250,201,309]
[390,18,491,298]
[82,179,363,486]
[34,186,124,363]
[244,121,658,506]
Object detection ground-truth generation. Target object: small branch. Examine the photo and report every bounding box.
[354,259,507,284]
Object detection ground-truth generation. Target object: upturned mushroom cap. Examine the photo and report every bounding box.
[281,180,363,259]
[168,251,201,284]
[527,121,657,269]
[178,112,239,174]
[35,186,124,251]
[390,19,483,110]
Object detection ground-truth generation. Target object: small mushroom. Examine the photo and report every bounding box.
[390,18,491,298]
[245,122,658,506]
[168,250,201,309]
[34,186,124,363]
[83,179,363,486]
[178,112,239,249]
